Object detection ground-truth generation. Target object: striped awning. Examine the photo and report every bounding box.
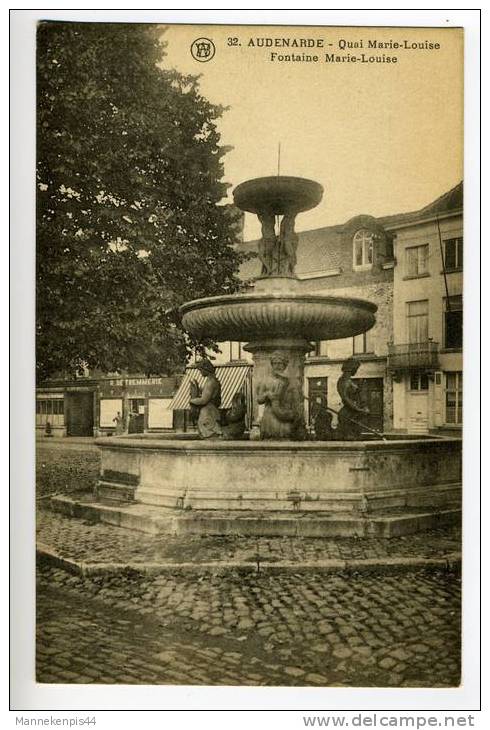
[169,364,251,410]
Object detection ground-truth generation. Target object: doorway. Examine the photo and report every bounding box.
[407,372,429,433]
[307,377,328,426]
[65,391,94,436]
[128,398,145,434]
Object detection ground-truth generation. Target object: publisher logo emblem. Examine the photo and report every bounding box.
[191,37,216,62]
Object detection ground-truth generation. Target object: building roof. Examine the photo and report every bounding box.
[238,181,463,279]
[378,181,463,228]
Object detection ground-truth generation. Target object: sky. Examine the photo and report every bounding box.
[160,24,463,240]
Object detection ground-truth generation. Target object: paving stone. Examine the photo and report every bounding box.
[411,643,431,654]
[333,646,353,659]
[284,666,306,677]
[305,673,329,685]
[390,648,413,662]
[208,626,227,636]
[393,662,408,675]
[155,651,176,663]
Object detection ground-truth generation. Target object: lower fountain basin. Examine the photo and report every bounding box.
[95,435,462,537]
[180,293,377,342]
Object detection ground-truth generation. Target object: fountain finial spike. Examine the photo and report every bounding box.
[277,142,281,177]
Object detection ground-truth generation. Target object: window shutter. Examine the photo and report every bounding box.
[433,371,443,427]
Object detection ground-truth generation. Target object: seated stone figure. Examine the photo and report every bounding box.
[257,351,304,440]
[189,359,222,439]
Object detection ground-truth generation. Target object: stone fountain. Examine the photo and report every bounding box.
[181,177,376,438]
[78,175,462,538]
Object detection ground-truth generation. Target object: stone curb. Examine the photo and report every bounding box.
[36,543,462,577]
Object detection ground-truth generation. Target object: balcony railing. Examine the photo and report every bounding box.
[387,341,439,372]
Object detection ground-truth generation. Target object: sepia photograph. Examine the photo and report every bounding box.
[13,12,476,706]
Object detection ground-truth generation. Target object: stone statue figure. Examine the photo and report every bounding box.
[189,359,222,439]
[279,211,299,275]
[222,390,247,440]
[336,357,370,440]
[257,209,277,276]
[257,209,300,277]
[257,351,304,440]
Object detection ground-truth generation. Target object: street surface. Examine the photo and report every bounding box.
[37,563,460,687]
[36,439,461,688]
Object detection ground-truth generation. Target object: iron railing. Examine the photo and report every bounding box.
[387,341,439,371]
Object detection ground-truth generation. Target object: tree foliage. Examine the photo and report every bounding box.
[37,22,243,381]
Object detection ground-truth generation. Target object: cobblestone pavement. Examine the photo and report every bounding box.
[37,508,461,566]
[37,563,460,687]
[37,443,100,498]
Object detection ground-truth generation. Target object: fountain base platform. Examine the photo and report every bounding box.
[71,434,464,538]
[51,493,460,539]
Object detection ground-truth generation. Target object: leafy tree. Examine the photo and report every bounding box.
[37,22,244,382]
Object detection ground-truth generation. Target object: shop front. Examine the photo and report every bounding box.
[97,375,181,436]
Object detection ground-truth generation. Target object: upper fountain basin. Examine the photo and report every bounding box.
[180,293,376,343]
[233,176,324,215]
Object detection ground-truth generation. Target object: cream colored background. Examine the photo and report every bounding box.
[163,25,463,238]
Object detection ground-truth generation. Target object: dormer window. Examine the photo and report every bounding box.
[353,229,374,270]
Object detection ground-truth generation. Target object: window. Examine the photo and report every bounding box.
[313,341,329,357]
[353,229,374,269]
[444,295,463,349]
[229,342,242,361]
[410,372,429,391]
[36,397,64,426]
[406,245,429,277]
[407,300,429,343]
[353,329,374,355]
[100,398,123,427]
[444,237,463,270]
[131,398,146,415]
[445,372,462,424]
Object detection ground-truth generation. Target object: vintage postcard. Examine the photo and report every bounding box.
[31,19,466,697]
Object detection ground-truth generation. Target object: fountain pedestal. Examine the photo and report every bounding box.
[243,273,311,434]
